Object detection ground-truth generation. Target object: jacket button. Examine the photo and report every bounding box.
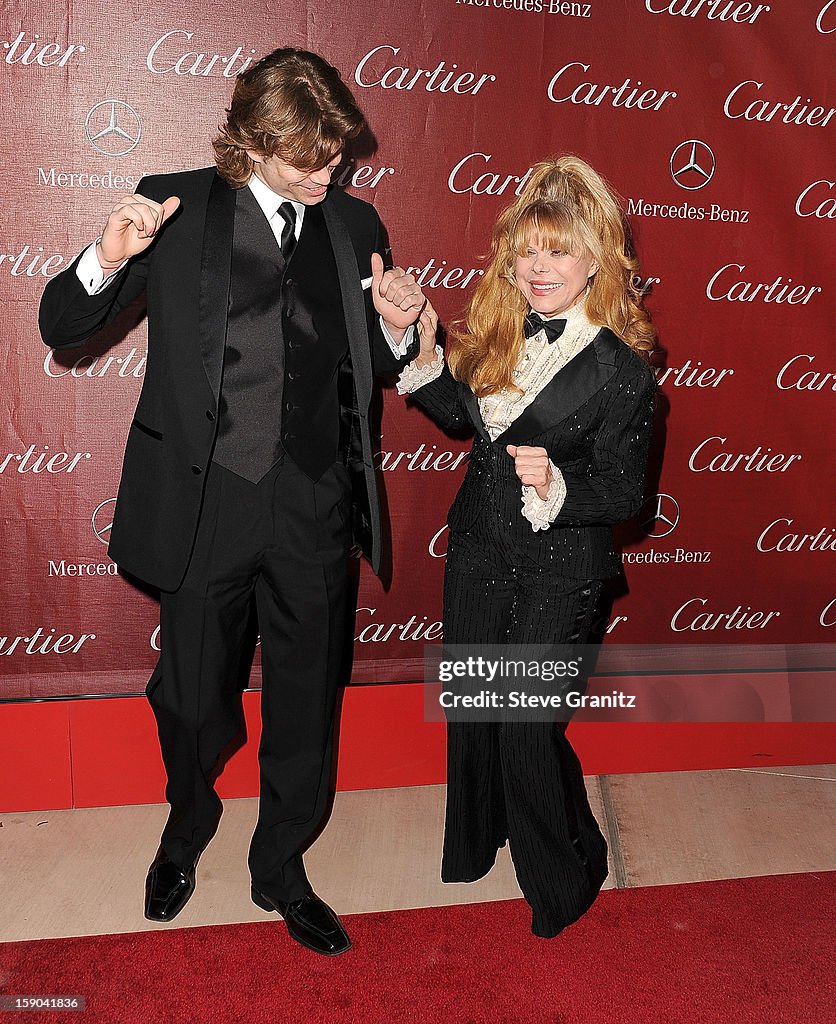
[285,278,293,287]
[205,410,215,421]
[191,465,202,475]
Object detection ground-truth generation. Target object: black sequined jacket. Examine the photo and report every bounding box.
[410,327,656,579]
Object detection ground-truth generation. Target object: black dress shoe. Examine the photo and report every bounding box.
[144,849,196,922]
[251,887,351,955]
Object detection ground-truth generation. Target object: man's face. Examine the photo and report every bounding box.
[247,150,342,204]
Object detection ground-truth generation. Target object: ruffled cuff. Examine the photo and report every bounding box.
[521,461,567,532]
[396,345,444,394]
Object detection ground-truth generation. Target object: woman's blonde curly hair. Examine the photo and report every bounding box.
[448,155,656,397]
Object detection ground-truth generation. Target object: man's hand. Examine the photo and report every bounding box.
[506,445,554,501]
[97,193,181,271]
[370,251,425,339]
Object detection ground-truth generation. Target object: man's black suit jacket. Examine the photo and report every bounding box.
[39,168,412,591]
[410,328,657,579]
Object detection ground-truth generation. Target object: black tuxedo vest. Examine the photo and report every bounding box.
[212,188,349,483]
[212,186,285,481]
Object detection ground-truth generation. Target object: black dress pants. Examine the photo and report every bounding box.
[442,529,610,938]
[146,456,350,902]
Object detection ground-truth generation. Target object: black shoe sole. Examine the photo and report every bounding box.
[251,886,278,914]
[143,906,188,923]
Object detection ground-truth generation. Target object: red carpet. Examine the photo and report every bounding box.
[1,872,833,1024]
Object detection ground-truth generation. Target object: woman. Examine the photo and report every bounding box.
[399,155,656,937]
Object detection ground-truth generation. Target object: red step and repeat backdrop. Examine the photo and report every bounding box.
[1,0,834,702]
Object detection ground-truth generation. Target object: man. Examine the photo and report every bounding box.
[39,48,425,956]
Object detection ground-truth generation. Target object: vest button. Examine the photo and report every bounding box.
[285,278,293,287]
[282,432,296,443]
[287,371,298,381]
[205,410,215,421]
[191,465,202,475]
[285,401,295,412]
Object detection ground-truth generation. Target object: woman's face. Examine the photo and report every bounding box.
[513,235,598,317]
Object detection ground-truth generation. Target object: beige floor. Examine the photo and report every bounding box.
[1,766,834,942]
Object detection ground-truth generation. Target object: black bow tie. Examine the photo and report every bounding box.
[524,311,567,344]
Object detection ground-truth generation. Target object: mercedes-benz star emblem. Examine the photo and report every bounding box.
[640,493,680,538]
[85,100,142,157]
[670,140,715,191]
[91,498,117,544]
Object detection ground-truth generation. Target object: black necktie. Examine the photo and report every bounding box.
[277,202,296,262]
[524,311,567,344]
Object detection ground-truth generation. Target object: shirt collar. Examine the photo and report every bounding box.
[246,173,306,226]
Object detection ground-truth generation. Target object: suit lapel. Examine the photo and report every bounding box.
[321,196,372,409]
[496,329,619,447]
[198,172,235,400]
[462,385,491,441]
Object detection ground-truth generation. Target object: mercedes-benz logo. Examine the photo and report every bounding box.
[91,498,117,544]
[640,493,680,538]
[670,140,715,191]
[85,100,142,157]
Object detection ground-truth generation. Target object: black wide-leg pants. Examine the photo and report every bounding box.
[442,531,610,937]
[146,456,350,902]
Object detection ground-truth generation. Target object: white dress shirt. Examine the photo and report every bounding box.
[246,172,305,245]
[75,175,415,358]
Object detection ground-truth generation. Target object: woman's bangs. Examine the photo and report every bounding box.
[510,206,586,257]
